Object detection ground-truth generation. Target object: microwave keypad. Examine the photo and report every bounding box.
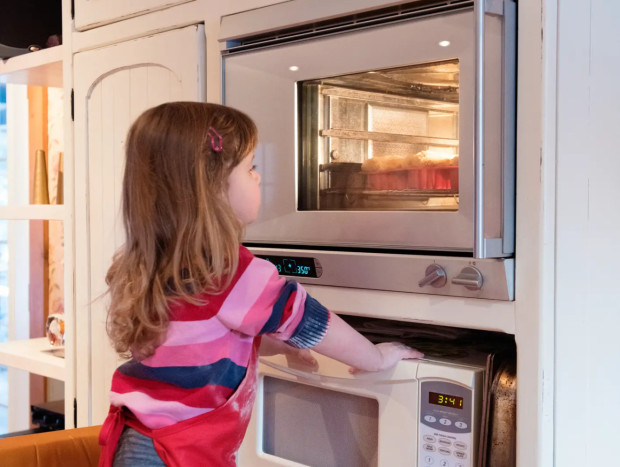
[419,381,474,467]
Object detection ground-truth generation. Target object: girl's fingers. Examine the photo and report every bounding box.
[404,348,425,359]
[348,343,424,374]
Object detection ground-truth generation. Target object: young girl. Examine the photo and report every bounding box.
[98,102,423,466]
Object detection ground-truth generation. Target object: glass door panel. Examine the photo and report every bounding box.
[262,376,379,467]
[299,60,460,212]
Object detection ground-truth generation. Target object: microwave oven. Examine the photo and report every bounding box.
[238,349,486,467]
[220,0,516,300]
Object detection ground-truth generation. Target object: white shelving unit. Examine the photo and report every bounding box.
[1,35,71,432]
[0,338,64,381]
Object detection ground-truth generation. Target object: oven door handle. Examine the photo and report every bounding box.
[474,0,507,258]
[259,357,418,384]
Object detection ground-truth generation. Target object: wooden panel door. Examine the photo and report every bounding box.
[73,24,205,426]
[74,0,194,31]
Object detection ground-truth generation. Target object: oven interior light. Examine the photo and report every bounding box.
[289,65,299,71]
[439,40,451,47]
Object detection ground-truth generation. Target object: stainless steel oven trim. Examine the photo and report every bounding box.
[224,11,479,252]
[248,246,514,301]
[220,0,475,55]
[221,0,516,258]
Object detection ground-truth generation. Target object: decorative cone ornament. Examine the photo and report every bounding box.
[56,151,63,205]
[33,149,50,204]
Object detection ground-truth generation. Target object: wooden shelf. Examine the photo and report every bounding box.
[0,205,66,221]
[0,338,65,381]
[0,46,63,87]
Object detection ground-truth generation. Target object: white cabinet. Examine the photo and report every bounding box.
[74,0,194,31]
[73,24,205,426]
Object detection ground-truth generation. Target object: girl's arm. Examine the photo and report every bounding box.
[312,311,424,373]
[260,335,318,369]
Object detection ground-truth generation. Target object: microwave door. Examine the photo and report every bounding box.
[224,10,489,253]
[239,352,420,467]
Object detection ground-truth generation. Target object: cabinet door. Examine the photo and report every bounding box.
[74,0,194,31]
[73,24,205,426]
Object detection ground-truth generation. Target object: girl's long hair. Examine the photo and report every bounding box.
[105,102,258,360]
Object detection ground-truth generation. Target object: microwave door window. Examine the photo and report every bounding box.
[298,60,460,212]
[262,376,379,467]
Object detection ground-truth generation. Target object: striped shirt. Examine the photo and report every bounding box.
[108,246,330,429]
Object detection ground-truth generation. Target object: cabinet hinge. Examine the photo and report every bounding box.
[71,89,74,121]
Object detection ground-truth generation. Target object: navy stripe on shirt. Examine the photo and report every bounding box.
[117,358,247,390]
[259,280,298,335]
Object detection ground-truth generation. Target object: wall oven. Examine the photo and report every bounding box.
[221,0,516,301]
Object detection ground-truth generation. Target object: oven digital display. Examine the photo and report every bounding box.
[429,391,464,409]
[256,255,318,278]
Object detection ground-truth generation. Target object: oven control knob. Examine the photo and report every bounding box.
[418,264,447,288]
[451,266,483,290]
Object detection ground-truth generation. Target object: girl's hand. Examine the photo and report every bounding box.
[349,342,424,374]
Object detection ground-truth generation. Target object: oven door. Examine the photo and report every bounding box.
[222,2,515,257]
[238,352,420,467]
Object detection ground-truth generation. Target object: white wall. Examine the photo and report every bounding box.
[554,1,620,465]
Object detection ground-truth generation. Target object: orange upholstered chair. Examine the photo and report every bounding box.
[0,425,102,467]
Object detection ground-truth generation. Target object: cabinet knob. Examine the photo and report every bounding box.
[451,266,483,290]
[418,264,447,288]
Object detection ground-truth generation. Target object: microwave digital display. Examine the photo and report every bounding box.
[429,391,463,409]
[256,255,318,278]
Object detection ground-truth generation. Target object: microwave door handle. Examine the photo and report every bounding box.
[474,0,505,258]
[259,357,417,384]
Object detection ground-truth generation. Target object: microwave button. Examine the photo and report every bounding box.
[438,447,452,456]
[454,451,468,459]
[455,463,466,467]
[439,418,452,426]
[424,455,434,464]
[423,443,437,452]
[438,438,452,446]
[455,421,468,430]
[454,441,467,450]
[424,415,437,423]
[424,435,436,443]
[451,266,483,290]
[439,460,450,467]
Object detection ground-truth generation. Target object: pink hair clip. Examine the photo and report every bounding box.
[207,127,223,152]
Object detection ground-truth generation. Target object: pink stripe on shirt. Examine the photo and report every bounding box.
[217,258,280,330]
[164,316,230,346]
[236,270,286,334]
[141,333,253,368]
[110,391,212,428]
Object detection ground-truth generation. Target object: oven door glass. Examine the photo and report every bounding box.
[223,8,508,252]
[299,60,459,213]
[262,376,379,467]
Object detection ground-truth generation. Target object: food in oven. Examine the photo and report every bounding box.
[362,151,459,191]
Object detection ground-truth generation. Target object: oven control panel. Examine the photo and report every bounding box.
[418,380,475,467]
[248,246,514,301]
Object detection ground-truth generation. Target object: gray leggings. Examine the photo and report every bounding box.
[113,427,166,466]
